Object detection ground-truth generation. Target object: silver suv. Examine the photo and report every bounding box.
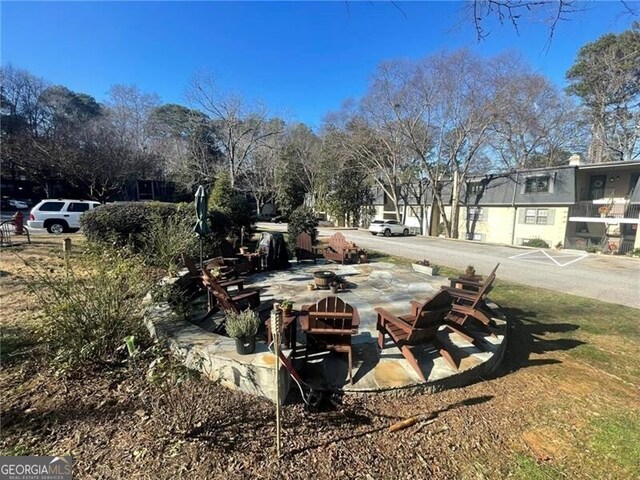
[28,199,100,234]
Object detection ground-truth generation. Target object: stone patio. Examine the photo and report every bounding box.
[145,260,508,404]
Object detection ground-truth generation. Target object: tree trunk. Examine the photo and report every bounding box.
[450,169,460,239]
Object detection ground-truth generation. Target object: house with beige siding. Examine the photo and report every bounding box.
[368,157,640,254]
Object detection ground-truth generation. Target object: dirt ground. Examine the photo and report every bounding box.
[1,238,639,479]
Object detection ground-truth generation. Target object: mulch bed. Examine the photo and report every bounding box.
[1,351,541,479]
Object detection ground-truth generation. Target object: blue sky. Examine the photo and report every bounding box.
[1,1,635,128]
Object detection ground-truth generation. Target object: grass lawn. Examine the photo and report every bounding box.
[1,239,638,478]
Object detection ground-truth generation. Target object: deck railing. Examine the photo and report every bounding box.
[568,202,640,220]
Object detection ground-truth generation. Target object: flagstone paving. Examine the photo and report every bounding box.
[145,260,508,403]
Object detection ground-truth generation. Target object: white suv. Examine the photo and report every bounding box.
[28,199,100,234]
[368,219,411,237]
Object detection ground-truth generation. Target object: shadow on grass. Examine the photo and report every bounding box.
[492,306,585,377]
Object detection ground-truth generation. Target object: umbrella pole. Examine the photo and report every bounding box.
[200,237,204,270]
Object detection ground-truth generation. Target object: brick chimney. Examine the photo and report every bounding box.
[568,154,582,166]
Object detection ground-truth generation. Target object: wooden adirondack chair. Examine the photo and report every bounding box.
[447,263,500,294]
[201,269,259,315]
[299,296,360,384]
[442,264,499,323]
[376,290,458,380]
[322,232,357,264]
[182,254,244,292]
[295,232,317,264]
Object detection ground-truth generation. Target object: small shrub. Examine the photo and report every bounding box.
[288,206,319,244]
[436,222,446,236]
[26,250,153,369]
[522,238,550,248]
[627,248,640,258]
[416,259,433,267]
[585,245,600,253]
[142,212,198,274]
[555,241,563,249]
[144,348,207,437]
[224,309,260,338]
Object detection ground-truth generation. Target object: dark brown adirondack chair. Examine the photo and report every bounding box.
[295,232,317,264]
[182,254,244,292]
[442,264,500,316]
[447,263,500,294]
[375,290,457,381]
[205,256,238,279]
[299,296,360,385]
[322,232,357,264]
[201,269,259,315]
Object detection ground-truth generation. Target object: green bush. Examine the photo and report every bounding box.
[81,201,232,269]
[81,202,181,248]
[208,172,255,243]
[26,250,153,369]
[287,206,319,244]
[522,238,550,248]
[628,248,640,258]
[142,212,199,274]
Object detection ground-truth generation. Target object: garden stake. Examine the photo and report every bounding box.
[62,237,72,278]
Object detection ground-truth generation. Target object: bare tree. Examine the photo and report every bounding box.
[146,104,221,192]
[488,54,584,168]
[106,84,160,151]
[186,72,281,187]
[242,118,284,214]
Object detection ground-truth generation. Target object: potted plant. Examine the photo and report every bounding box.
[280,299,294,315]
[465,265,476,277]
[598,205,610,217]
[329,281,339,294]
[358,249,369,264]
[225,309,260,355]
[411,259,440,276]
[335,275,349,290]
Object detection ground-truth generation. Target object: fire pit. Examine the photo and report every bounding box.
[313,270,336,290]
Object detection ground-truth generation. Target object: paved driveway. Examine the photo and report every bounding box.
[318,228,640,309]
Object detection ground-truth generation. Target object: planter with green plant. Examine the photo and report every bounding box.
[225,309,261,355]
[412,259,440,276]
[280,299,294,315]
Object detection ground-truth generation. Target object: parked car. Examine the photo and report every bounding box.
[9,199,29,209]
[368,219,411,237]
[28,199,100,234]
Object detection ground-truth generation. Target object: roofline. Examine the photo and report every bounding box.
[577,160,640,170]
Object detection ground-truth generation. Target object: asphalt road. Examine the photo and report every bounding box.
[313,227,640,309]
